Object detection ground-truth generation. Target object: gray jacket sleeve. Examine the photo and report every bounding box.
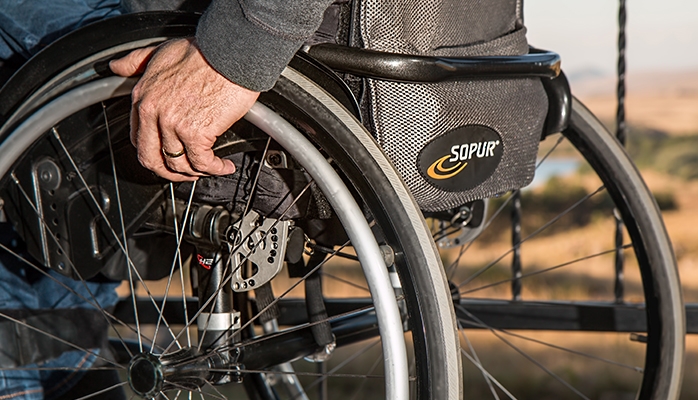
[196,0,334,92]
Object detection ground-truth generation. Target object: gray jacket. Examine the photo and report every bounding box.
[124,0,334,92]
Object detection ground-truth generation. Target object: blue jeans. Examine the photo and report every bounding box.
[0,257,120,399]
[0,1,124,398]
[0,0,123,61]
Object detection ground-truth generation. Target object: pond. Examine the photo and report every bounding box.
[527,157,581,189]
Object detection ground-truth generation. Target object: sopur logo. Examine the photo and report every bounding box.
[418,125,504,192]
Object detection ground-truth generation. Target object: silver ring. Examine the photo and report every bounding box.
[162,147,185,158]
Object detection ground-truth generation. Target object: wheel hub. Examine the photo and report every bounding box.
[127,348,236,398]
[128,353,163,398]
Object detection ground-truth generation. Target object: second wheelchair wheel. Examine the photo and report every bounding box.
[435,98,684,399]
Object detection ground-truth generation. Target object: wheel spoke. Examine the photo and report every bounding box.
[74,381,129,400]
[155,182,197,350]
[51,127,182,349]
[0,310,123,370]
[456,304,590,399]
[5,176,144,355]
[457,185,606,290]
[460,244,633,296]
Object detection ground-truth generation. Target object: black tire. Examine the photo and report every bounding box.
[445,98,684,399]
[0,12,460,400]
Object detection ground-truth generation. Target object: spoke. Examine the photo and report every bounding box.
[0,366,120,371]
[460,243,633,296]
[460,348,517,400]
[0,310,124,370]
[456,306,642,373]
[0,240,160,352]
[207,368,385,380]
[175,183,196,348]
[102,105,142,352]
[348,355,383,400]
[457,185,606,290]
[458,320,500,400]
[52,127,181,348]
[203,379,228,400]
[445,190,517,280]
[444,134,566,281]
[102,103,141,356]
[74,381,129,400]
[535,134,566,168]
[165,382,225,400]
[320,271,370,293]
[164,177,317,355]
[240,138,271,222]
[457,305,591,399]
[155,182,197,350]
[299,339,382,395]
[7,176,141,355]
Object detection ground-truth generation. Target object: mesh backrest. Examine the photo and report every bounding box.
[360,0,548,211]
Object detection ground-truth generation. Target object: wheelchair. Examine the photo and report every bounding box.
[0,4,684,400]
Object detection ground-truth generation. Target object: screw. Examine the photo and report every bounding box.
[268,153,282,167]
[267,257,274,264]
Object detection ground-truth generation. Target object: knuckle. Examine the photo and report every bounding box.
[136,99,155,118]
[137,154,156,170]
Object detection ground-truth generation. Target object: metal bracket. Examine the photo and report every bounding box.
[230,210,290,292]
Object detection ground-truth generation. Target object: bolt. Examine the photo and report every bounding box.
[40,170,52,182]
[35,159,62,191]
[268,153,282,167]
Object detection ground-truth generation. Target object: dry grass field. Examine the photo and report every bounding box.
[575,70,698,399]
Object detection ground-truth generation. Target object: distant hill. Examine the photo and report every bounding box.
[568,68,698,135]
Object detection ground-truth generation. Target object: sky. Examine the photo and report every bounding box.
[524,0,698,76]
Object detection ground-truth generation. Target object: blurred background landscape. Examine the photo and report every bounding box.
[525,1,698,397]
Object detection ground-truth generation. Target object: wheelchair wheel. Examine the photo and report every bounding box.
[439,97,684,399]
[0,12,460,400]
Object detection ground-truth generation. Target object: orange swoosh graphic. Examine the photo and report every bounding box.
[427,155,468,180]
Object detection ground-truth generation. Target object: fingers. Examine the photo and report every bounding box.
[184,142,236,176]
[159,123,206,178]
[129,92,196,182]
[109,46,158,76]
[118,38,255,182]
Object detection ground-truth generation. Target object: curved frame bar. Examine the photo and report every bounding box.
[307,43,561,83]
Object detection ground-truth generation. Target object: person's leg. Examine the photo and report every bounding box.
[0,0,124,86]
[0,222,123,399]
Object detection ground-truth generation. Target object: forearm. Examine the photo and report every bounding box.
[196,0,334,92]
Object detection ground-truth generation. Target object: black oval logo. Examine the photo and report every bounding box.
[418,125,503,192]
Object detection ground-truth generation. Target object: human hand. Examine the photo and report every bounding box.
[109,38,259,181]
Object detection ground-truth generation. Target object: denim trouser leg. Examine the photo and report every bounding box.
[0,258,120,399]
[0,0,123,61]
